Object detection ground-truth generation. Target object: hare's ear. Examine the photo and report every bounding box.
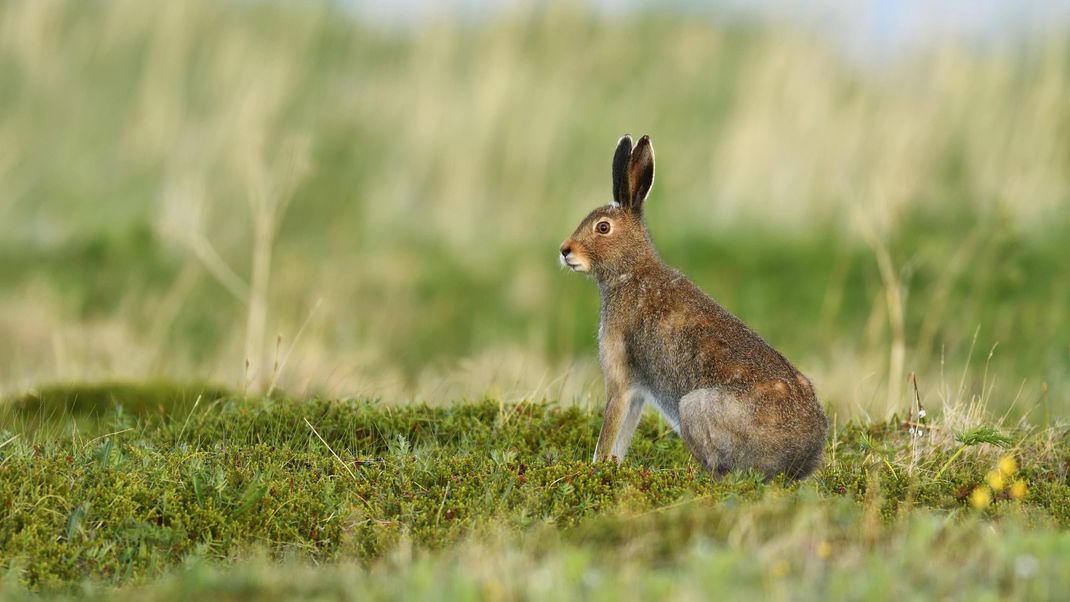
[625,135,655,214]
[611,135,633,206]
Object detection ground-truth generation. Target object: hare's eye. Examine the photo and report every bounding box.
[596,221,611,234]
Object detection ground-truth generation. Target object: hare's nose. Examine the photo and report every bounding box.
[560,245,572,257]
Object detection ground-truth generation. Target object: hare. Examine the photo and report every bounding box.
[559,134,827,480]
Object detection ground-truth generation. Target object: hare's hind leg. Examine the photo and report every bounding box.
[678,388,751,476]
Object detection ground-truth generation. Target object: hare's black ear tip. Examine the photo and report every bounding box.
[617,134,632,145]
[637,134,651,146]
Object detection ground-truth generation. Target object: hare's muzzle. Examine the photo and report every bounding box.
[559,241,573,268]
[559,240,587,272]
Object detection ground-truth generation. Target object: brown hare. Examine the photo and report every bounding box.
[560,134,827,480]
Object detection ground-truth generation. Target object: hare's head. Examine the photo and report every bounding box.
[560,134,657,281]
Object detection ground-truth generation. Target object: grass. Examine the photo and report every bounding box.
[1,383,1069,599]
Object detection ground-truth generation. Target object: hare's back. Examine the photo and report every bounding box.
[640,275,806,397]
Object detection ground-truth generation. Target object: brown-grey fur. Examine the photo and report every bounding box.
[560,134,827,480]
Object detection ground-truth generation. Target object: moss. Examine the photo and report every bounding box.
[1,386,1068,591]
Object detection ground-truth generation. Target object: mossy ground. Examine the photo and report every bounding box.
[2,383,1068,599]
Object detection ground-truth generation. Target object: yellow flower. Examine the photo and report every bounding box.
[986,469,1006,491]
[1010,479,1027,500]
[816,541,832,559]
[998,456,1018,477]
[970,486,992,509]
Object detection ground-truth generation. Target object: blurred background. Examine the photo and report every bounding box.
[0,0,1067,418]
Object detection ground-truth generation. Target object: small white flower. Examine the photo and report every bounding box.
[918,409,927,419]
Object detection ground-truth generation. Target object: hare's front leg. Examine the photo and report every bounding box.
[594,387,645,462]
[594,332,640,462]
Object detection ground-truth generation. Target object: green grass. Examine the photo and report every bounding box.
[2,383,1068,599]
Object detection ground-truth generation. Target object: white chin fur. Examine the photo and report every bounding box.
[559,254,588,272]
